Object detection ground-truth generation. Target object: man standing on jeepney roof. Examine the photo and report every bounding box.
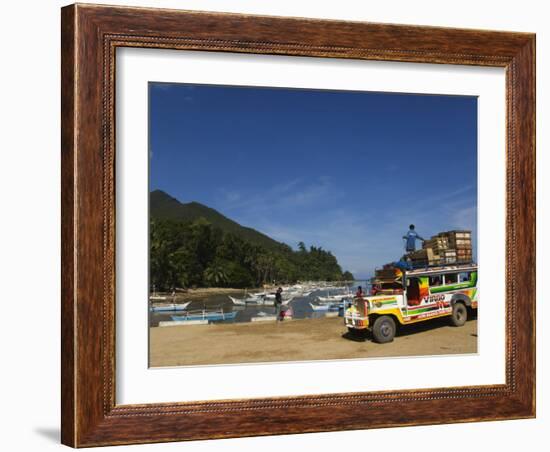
[403,224,424,252]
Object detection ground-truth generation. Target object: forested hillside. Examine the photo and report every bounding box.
[150,191,354,290]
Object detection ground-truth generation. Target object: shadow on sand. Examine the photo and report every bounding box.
[341,313,478,343]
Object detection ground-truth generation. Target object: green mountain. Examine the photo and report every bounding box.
[150,190,288,251]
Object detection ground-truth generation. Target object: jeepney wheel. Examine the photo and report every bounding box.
[450,303,468,327]
[372,316,396,343]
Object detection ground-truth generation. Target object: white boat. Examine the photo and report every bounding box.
[261,296,295,306]
[149,295,167,301]
[228,291,266,305]
[309,302,330,311]
[228,295,263,305]
[251,316,277,322]
[309,302,340,312]
[317,294,351,303]
[150,301,191,312]
[171,309,237,322]
[228,296,247,306]
[159,319,209,326]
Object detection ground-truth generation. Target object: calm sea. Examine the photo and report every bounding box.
[150,280,370,326]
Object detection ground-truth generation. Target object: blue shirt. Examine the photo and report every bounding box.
[403,230,424,251]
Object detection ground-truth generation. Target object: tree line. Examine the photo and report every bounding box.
[150,218,354,291]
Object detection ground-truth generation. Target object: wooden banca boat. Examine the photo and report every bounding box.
[228,295,294,306]
[228,294,263,305]
[316,291,352,303]
[150,301,192,312]
[171,308,237,322]
[309,302,340,312]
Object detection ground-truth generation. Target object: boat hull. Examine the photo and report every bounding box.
[171,311,237,322]
[150,302,191,312]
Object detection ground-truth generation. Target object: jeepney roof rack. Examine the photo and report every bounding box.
[404,261,478,276]
[407,258,474,269]
[374,260,476,274]
[373,259,477,281]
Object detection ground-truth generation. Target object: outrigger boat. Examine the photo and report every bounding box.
[316,290,352,303]
[227,294,263,306]
[150,301,192,312]
[261,296,295,306]
[228,296,247,306]
[171,308,237,322]
[228,295,295,306]
[309,302,340,312]
[309,303,329,311]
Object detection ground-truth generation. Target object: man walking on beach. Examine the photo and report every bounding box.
[403,224,424,252]
[275,287,284,321]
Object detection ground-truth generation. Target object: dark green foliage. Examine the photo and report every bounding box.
[342,271,355,281]
[150,190,288,252]
[149,191,354,290]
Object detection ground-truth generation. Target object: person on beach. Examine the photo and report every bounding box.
[355,286,364,298]
[403,224,425,252]
[275,287,284,321]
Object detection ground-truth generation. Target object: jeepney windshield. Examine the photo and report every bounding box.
[371,281,403,295]
[352,297,368,316]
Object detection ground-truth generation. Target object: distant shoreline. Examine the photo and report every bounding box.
[151,287,245,303]
[150,282,368,307]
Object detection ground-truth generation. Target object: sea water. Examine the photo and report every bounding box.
[149,281,369,326]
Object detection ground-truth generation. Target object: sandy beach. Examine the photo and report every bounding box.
[149,316,477,367]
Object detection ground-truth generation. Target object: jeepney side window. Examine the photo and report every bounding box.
[406,277,421,306]
[429,275,442,287]
[458,272,470,282]
[444,273,458,285]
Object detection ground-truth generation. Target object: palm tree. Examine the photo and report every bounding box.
[204,264,229,287]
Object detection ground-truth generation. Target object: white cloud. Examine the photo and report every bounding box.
[221,190,241,203]
[213,178,477,278]
[217,177,340,215]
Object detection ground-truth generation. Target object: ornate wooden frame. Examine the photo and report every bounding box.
[61,3,535,447]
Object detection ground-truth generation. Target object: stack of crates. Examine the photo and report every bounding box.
[423,236,449,255]
[440,230,472,263]
[439,249,457,264]
[407,248,441,266]
[413,230,473,266]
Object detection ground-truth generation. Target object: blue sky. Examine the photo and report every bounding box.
[149,83,477,279]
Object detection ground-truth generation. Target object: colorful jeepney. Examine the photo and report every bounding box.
[344,263,478,343]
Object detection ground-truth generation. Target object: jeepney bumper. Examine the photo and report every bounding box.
[344,312,369,329]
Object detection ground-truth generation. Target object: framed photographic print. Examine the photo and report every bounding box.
[61,3,535,447]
